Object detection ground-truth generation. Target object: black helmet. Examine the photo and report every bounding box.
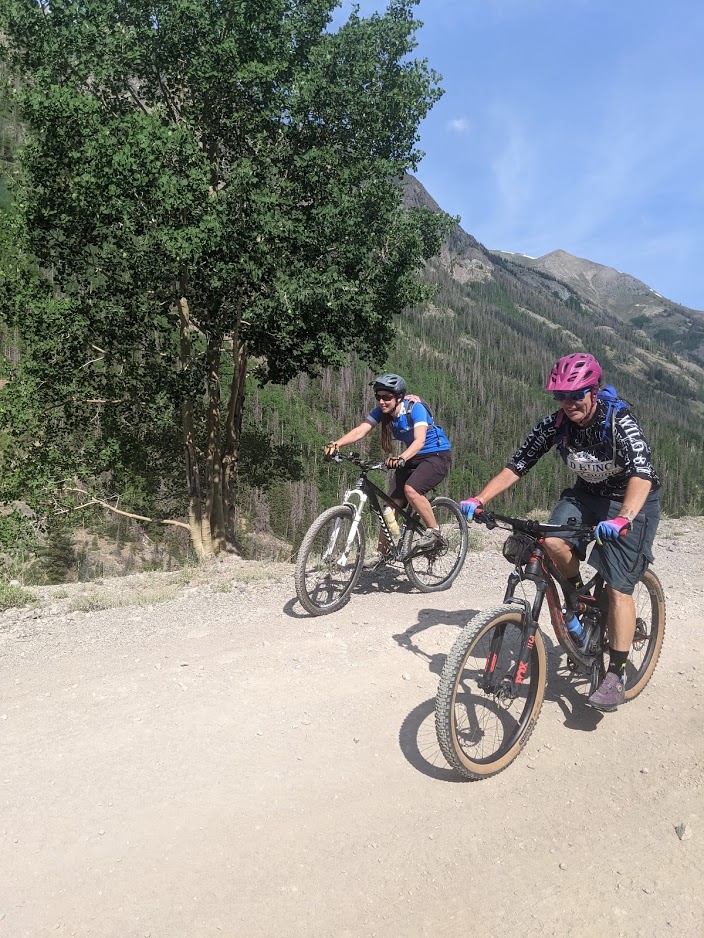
[372,373,407,397]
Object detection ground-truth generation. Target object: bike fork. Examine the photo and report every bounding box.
[514,623,538,687]
[481,611,537,696]
[332,491,367,566]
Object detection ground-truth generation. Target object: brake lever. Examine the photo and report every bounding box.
[474,510,497,529]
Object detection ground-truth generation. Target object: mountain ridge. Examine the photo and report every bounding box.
[493,247,704,362]
[403,174,704,370]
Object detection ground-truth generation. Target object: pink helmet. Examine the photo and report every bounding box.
[544,353,602,392]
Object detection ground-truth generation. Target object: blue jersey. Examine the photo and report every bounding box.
[366,400,451,455]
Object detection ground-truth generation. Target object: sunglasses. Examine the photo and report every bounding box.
[553,388,590,402]
[375,393,396,402]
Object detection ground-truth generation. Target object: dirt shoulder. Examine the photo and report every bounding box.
[1,518,703,937]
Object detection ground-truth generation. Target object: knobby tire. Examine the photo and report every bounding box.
[564,568,664,702]
[402,497,468,593]
[623,567,666,701]
[294,505,365,616]
[435,606,547,780]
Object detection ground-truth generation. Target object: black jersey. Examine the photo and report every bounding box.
[507,399,660,499]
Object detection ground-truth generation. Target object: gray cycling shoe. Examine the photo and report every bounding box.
[587,672,626,711]
[415,528,444,551]
[362,551,390,570]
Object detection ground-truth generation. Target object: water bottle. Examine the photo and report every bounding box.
[382,505,401,539]
[564,609,587,647]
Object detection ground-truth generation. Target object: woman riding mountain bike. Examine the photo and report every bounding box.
[460,352,661,713]
[323,373,453,568]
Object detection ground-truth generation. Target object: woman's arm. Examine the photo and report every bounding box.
[400,425,428,462]
[332,421,374,448]
[618,476,653,521]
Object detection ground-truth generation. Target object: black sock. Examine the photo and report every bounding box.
[607,648,628,679]
[568,574,583,591]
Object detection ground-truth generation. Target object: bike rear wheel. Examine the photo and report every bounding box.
[403,497,468,592]
[294,505,365,616]
[435,606,546,780]
[623,567,666,700]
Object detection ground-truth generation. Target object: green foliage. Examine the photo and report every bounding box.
[0,509,39,553]
[0,580,35,610]
[38,523,77,585]
[0,0,452,553]
[238,425,304,491]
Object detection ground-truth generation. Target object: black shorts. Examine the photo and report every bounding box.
[548,487,660,595]
[389,451,452,501]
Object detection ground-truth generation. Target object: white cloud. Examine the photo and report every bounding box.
[447,117,470,134]
[479,104,537,237]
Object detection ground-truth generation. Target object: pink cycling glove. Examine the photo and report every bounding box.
[594,517,632,544]
[460,498,483,521]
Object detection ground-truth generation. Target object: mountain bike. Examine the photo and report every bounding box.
[294,452,468,616]
[435,510,665,780]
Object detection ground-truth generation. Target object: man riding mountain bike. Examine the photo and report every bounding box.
[460,353,661,712]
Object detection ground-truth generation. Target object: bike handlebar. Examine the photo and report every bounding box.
[473,509,595,540]
[325,451,389,472]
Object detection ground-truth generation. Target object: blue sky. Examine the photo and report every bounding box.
[336,0,704,310]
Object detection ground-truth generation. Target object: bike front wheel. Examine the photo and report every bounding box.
[435,606,547,780]
[294,505,366,616]
[403,497,468,592]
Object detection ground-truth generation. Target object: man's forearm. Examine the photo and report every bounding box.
[619,477,653,520]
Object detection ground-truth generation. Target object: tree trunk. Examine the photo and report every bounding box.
[205,331,227,554]
[178,294,210,560]
[222,306,247,547]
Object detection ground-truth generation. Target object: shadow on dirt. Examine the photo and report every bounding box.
[281,563,424,618]
[398,697,465,783]
[391,607,480,676]
[542,636,605,731]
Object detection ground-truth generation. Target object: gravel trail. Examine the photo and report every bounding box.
[2,518,703,937]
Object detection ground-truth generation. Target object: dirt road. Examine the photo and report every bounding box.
[2,520,703,937]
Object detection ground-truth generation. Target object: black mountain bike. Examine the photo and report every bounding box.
[294,453,468,616]
[435,510,665,780]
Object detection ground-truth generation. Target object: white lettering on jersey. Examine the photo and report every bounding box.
[565,447,620,483]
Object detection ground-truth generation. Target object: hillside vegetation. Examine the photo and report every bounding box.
[1,35,703,579]
[240,178,704,552]
[494,247,704,364]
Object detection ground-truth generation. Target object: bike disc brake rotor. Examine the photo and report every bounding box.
[632,617,648,650]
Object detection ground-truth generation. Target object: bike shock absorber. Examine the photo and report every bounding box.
[524,554,542,578]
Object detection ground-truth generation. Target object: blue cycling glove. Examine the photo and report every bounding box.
[594,517,632,545]
[459,497,483,521]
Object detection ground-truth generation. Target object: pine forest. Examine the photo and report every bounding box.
[0,3,703,583]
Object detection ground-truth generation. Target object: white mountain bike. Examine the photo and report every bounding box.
[294,452,468,616]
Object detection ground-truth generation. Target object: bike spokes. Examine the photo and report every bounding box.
[403,497,468,592]
[436,609,546,778]
[294,506,365,615]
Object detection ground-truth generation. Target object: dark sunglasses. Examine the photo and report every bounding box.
[375,392,396,402]
[553,388,590,402]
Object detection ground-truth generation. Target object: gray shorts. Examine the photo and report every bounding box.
[548,486,660,595]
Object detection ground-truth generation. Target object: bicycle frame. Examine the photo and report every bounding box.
[332,454,425,562]
[477,514,606,698]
